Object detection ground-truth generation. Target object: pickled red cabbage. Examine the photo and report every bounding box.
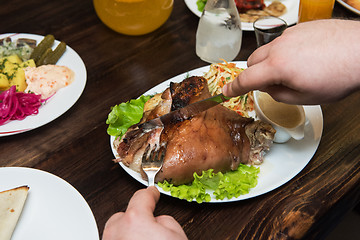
[0,86,44,125]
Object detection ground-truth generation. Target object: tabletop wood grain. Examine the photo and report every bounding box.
[1,1,359,239]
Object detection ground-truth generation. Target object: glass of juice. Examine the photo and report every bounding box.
[93,0,174,36]
[298,0,335,23]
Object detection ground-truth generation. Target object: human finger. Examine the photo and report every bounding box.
[223,60,281,97]
[156,215,186,236]
[126,186,160,218]
[261,85,305,104]
[265,84,326,105]
[247,43,271,67]
[104,212,125,229]
[102,212,125,240]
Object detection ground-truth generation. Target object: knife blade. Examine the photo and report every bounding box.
[138,93,231,131]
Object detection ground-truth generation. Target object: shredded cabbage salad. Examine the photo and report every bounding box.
[0,85,45,125]
[204,61,254,117]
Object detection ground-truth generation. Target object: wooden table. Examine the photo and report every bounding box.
[1,1,359,239]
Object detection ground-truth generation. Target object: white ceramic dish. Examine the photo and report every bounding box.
[0,33,87,137]
[253,90,306,143]
[184,0,300,31]
[110,61,323,202]
[337,0,360,15]
[0,167,99,240]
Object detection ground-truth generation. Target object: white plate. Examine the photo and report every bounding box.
[184,0,300,31]
[0,167,99,239]
[0,33,87,137]
[110,61,323,202]
[337,0,360,15]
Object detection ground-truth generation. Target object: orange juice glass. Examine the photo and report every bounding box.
[298,0,335,23]
[93,0,173,36]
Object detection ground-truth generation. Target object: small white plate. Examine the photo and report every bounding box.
[184,0,300,31]
[337,0,360,15]
[110,61,323,203]
[0,167,99,240]
[0,33,87,137]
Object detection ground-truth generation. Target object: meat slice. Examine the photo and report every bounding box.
[114,76,275,185]
[235,0,265,13]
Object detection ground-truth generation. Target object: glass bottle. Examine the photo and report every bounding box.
[196,0,242,63]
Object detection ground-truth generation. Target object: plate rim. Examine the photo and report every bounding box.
[184,0,300,31]
[0,33,87,137]
[109,61,323,203]
[0,166,99,239]
[337,0,360,15]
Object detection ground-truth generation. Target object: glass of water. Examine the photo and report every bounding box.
[196,0,242,63]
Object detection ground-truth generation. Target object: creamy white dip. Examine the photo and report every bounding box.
[24,65,74,99]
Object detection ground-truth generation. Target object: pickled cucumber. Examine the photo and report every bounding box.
[30,34,55,63]
[36,47,52,66]
[42,41,66,65]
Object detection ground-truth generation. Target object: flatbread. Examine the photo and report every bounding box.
[0,186,29,240]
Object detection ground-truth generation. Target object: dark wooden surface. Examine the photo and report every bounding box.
[1,1,359,239]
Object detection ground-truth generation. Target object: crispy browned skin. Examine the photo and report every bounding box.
[115,76,275,185]
[156,77,253,185]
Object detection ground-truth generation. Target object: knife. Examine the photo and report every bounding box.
[138,93,231,131]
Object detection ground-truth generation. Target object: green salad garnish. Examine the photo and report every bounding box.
[106,95,152,138]
[158,165,259,203]
[106,94,260,203]
[196,0,207,12]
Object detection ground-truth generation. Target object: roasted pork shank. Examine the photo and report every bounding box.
[114,76,275,185]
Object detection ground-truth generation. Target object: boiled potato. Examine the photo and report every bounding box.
[0,73,9,90]
[5,55,22,65]
[0,55,33,92]
[1,59,17,76]
[20,59,36,68]
[9,68,27,92]
[0,59,19,90]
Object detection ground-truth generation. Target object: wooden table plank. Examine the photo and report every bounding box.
[0,1,359,239]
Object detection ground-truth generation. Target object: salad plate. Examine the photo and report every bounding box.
[184,0,300,31]
[0,167,99,240]
[0,33,87,137]
[110,61,323,202]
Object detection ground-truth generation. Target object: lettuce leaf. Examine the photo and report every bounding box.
[106,95,152,137]
[196,0,207,12]
[158,164,260,203]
